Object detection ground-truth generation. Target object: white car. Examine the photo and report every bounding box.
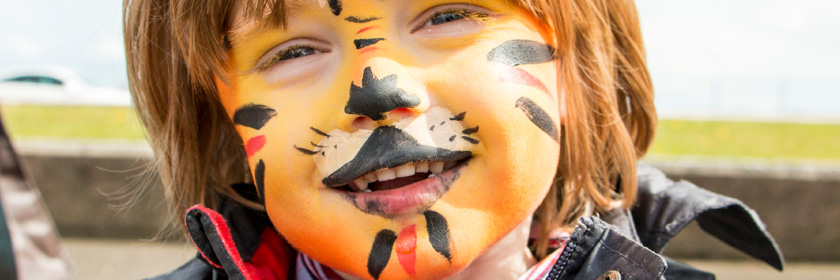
[0,66,131,106]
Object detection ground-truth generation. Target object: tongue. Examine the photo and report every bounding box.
[370,173,430,191]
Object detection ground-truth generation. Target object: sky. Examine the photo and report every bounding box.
[1,0,838,119]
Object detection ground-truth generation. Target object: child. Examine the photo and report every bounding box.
[124,0,783,279]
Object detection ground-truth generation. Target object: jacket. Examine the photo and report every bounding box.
[149,163,784,280]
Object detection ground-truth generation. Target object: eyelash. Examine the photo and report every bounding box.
[257,44,321,72]
[423,7,489,28]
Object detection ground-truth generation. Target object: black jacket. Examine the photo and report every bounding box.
[150,163,784,280]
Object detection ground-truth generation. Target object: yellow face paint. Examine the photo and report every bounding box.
[219,0,561,278]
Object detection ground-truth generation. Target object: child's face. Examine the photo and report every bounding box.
[218,0,561,278]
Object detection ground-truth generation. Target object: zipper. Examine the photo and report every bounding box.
[545,218,592,280]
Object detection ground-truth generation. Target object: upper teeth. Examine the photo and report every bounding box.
[349,161,451,192]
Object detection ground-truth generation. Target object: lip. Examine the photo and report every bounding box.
[337,159,468,218]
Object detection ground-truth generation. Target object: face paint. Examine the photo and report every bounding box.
[424,210,452,260]
[367,229,396,280]
[354,38,385,49]
[395,225,417,276]
[462,126,479,135]
[232,104,276,129]
[328,0,342,15]
[515,97,559,142]
[222,0,561,278]
[486,40,554,67]
[245,135,266,157]
[345,67,420,121]
[345,16,381,23]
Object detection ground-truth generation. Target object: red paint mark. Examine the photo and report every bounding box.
[395,225,417,276]
[359,47,380,55]
[499,67,550,95]
[356,26,378,34]
[245,135,266,157]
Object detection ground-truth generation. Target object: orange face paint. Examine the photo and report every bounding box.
[219,0,561,278]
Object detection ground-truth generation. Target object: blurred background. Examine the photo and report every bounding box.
[0,0,838,279]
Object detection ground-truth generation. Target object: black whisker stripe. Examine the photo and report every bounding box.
[462,126,479,135]
[367,230,396,280]
[310,142,326,148]
[449,112,466,121]
[461,136,479,144]
[233,104,277,129]
[310,127,330,137]
[294,145,320,155]
[515,97,559,142]
[424,211,452,261]
[487,39,555,67]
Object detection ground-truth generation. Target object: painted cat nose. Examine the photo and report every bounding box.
[345,66,420,121]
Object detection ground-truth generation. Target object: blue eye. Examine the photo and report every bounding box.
[258,45,322,72]
[278,46,318,61]
[423,8,488,28]
[429,11,467,25]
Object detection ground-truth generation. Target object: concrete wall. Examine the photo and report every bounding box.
[12,142,840,261]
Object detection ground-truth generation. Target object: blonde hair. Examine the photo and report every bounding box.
[124,0,656,257]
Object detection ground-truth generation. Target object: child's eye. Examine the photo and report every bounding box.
[415,5,490,31]
[257,45,324,72]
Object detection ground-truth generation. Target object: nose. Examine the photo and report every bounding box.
[345,66,421,122]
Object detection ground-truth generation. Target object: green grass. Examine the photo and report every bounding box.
[1,105,838,160]
[0,105,146,140]
[650,120,840,160]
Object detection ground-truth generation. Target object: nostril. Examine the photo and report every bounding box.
[352,116,376,130]
[389,108,415,120]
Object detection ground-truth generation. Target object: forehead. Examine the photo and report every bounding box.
[229,0,514,40]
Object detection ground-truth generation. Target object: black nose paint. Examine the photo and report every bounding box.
[345,67,420,121]
[322,126,471,186]
[328,0,341,15]
[515,97,559,142]
[367,229,397,280]
[255,160,265,204]
[233,104,277,130]
[487,39,554,66]
[424,210,452,261]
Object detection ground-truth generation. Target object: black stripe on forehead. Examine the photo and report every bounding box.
[487,39,555,66]
[233,104,277,129]
[345,16,380,23]
[354,38,384,49]
[329,0,342,15]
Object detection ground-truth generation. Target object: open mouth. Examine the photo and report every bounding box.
[330,158,469,193]
[331,157,470,218]
[315,122,476,217]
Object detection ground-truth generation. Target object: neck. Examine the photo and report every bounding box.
[447,216,536,280]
